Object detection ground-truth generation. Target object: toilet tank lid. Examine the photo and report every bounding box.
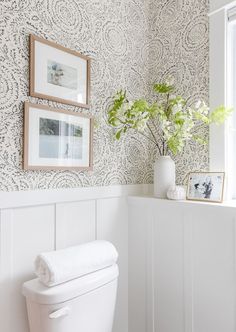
[22,264,118,305]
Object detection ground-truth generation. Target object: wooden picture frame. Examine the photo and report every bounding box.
[186,172,225,203]
[29,34,91,109]
[24,102,93,170]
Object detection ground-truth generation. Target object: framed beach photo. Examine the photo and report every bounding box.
[186,172,225,203]
[24,102,93,170]
[29,35,90,108]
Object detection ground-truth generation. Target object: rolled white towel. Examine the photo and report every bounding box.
[34,240,118,287]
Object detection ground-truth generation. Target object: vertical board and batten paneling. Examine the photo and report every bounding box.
[184,205,236,332]
[152,203,184,332]
[0,205,55,332]
[128,199,149,332]
[97,197,129,332]
[0,184,149,332]
[56,200,96,249]
[128,197,236,332]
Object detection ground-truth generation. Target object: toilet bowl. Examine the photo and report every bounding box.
[22,264,119,332]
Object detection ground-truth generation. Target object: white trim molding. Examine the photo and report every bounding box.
[210,0,236,15]
[0,184,152,209]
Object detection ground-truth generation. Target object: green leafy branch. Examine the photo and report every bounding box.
[107,82,233,156]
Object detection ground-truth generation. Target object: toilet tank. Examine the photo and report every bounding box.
[22,264,119,332]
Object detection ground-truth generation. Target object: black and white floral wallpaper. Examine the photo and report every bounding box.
[0,0,209,191]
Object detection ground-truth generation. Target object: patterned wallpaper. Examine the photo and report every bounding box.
[0,0,209,191]
[148,0,209,185]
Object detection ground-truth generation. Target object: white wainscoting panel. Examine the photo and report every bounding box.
[184,205,236,332]
[0,205,55,332]
[97,197,129,332]
[128,201,149,332]
[128,197,236,332]
[0,184,150,332]
[153,203,184,332]
[56,200,96,249]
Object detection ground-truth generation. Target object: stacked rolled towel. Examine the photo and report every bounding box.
[34,240,118,287]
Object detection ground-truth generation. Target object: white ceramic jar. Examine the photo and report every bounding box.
[167,185,186,200]
[154,156,176,198]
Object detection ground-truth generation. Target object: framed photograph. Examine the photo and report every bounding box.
[30,34,90,108]
[24,102,93,170]
[186,172,225,203]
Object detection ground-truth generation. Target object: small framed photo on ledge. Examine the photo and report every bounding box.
[23,102,93,170]
[186,172,225,203]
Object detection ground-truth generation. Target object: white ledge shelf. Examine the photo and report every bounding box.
[0,184,151,210]
[128,195,236,209]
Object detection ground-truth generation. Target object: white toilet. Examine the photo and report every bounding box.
[22,264,119,332]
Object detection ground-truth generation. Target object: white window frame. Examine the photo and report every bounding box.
[209,0,236,199]
[210,0,236,13]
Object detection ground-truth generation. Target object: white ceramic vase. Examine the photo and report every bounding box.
[154,156,176,198]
